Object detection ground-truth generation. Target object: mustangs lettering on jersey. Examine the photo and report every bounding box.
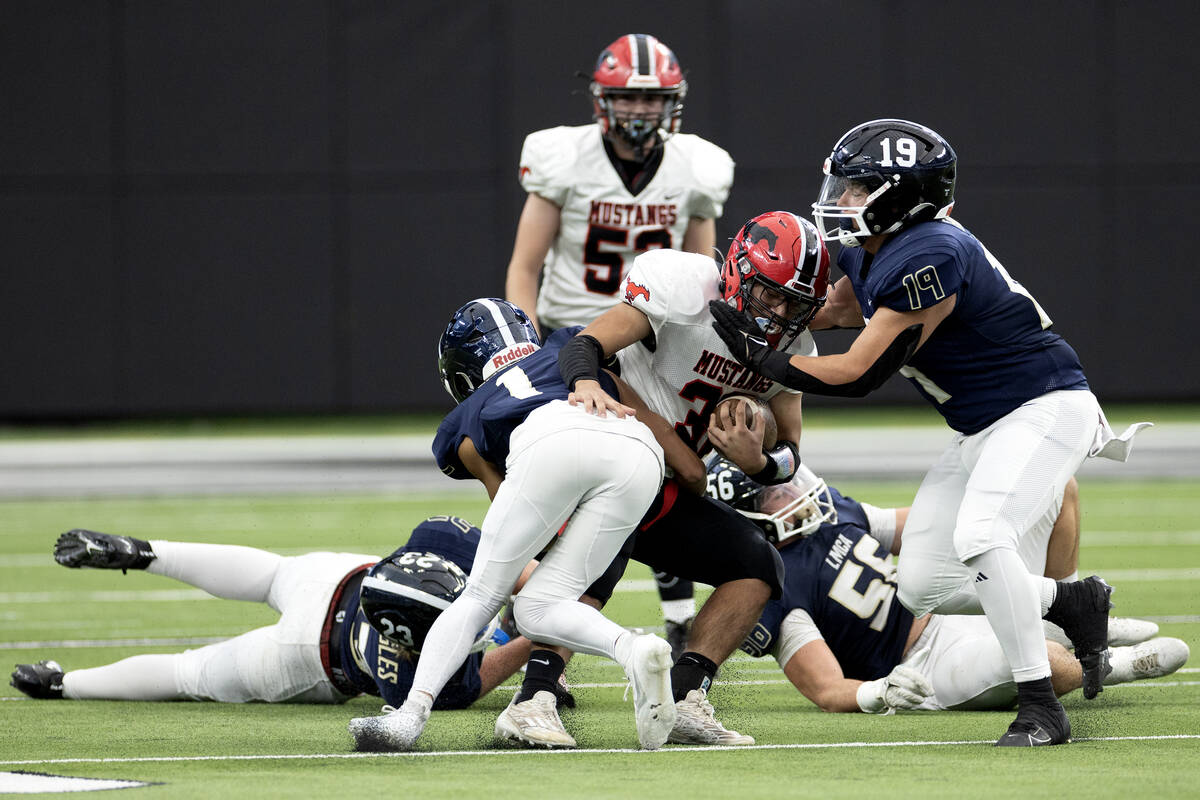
[519,125,733,329]
[614,249,815,450]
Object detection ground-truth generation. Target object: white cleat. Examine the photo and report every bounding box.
[1108,617,1160,647]
[668,687,755,746]
[495,690,577,748]
[1104,637,1190,685]
[348,703,429,752]
[620,633,676,750]
[1044,616,1159,649]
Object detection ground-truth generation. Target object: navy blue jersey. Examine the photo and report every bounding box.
[740,488,913,680]
[433,326,620,478]
[334,516,486,710]
[839,219,1088,434]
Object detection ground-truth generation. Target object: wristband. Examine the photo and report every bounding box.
[557,334,604,391]
[749,440,800,486]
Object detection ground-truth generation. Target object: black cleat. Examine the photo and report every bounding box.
[995,699,1071,747]
[1044,575,1114,699]
[665,618,692,664]
[11,660,65,699]
[54,529,156,572]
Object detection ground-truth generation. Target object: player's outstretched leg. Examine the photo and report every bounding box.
[1104,637,1190,686]
[616,633,676,750]
[10,660,64,699]
[1046,616,1158,649]
[1043,575,1114,699]
[54,530,156,571]
[495,690,577,748]
[348,698,430,752]
[995,678,1072,747]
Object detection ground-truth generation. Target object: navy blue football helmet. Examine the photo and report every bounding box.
[437,298,541,403]
[704,451,836,545]
[812,119,956,247]
[358,550,468,653]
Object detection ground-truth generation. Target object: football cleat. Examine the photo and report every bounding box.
[348,702,429,752]
[495,690,576,748]
[995,700,1071,747]
[1104,637,1190,685]
[1043,575,1113,699]
[664,618,692,664]
[668,688,755,746]
[619,633,677,750]
[993,695,1070,748]
[1046,616,1159,649]
[54,529,155,571]
[11,660,65,699]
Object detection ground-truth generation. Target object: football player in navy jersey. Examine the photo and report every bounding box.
[11,518,538,709]
[706,456,1189,714]
[710,120,1150,746]
[349,299,687,753]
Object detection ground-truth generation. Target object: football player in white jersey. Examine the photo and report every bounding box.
[555,210,830,744]
[505,33,733,654]
[504,33,734,335]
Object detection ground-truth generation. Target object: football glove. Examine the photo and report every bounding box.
[856,663,934,714]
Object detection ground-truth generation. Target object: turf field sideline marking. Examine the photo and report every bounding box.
[3,734,1198,766]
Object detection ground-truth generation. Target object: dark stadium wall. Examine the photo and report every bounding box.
[1,0,1196,418]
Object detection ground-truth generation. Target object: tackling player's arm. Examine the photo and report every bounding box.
[711,297,955,396]
[781,638,865,713]
[456,437,504,500]
[477,636,535,697]
[609,371,706,494]
[681,217,716,255]
[504,193,561,334]
[809,276,866,331]
[559,303,653,417]
[780,625,932,714]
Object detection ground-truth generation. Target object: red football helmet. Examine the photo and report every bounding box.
[590,33,687,153]
[720,212,830,350]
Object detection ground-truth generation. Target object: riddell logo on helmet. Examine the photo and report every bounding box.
[489,343,539,373]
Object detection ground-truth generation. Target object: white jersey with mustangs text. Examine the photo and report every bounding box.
[615,249,816,452]
[519,123,734,330]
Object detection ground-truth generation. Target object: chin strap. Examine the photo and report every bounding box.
[709,300,923,397]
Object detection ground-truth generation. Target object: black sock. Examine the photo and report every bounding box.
[670,652,718,702]
[514,649,565,704]
[1043,580,1074,624]
[1015,676,1058,707]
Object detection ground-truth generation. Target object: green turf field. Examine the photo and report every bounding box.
[1,474,1197,798]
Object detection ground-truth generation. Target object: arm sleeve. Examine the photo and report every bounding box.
[774,607,824,669]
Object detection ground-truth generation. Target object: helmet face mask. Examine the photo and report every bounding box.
[437,298,541,404]
[590,34,687,156]
[812,119,956,247]
[720,211,830,350]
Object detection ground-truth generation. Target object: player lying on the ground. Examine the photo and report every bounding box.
[10,517,548,709]
[704,452,1189,712]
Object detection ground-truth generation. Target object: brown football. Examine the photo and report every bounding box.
[710,395,778,449]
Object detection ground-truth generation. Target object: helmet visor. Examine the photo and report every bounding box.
[813,173,880,244]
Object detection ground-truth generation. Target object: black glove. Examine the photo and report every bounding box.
[708,300,794,383]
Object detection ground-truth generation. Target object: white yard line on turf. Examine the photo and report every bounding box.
[2,735,1199,766]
